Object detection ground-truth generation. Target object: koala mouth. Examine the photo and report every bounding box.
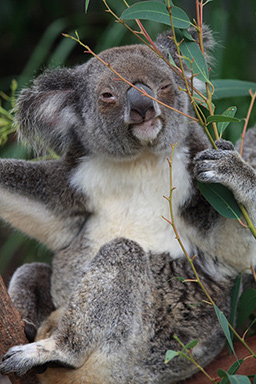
[131,118,162,143]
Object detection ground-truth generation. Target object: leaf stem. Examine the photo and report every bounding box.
[239,203,256,239]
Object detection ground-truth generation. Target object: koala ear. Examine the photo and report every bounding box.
[155,24,215,73]
[15,67,83,155]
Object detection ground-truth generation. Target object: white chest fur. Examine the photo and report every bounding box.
[71,149,193,257]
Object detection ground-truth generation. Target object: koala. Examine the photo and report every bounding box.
[1,27,256,384]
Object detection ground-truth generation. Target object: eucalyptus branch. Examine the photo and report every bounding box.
[166,1,217,148]
[174,335,215,382]
[166,143,216,306]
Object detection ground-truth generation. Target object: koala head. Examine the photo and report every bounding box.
[15,28,213,159]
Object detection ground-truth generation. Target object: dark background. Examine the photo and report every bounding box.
[0,0,256,284]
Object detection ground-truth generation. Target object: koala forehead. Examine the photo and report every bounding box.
[85,44,176,91]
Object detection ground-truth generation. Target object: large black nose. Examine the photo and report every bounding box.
[127,83,156,123]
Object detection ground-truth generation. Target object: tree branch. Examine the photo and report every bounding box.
[0,275,39,384]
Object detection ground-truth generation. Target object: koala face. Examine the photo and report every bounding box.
[15,37,193,159]
[81,46,189,158]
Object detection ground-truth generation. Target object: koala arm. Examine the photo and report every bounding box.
[0,158,88,251]
[194,140,256,270]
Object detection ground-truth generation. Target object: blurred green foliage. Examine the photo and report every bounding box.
[0,0,256,283]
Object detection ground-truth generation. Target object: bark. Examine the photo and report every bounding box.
[0,275,39,384]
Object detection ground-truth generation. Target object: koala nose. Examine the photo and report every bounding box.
[127,83,156,123]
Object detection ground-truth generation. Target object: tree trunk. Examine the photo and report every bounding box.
[0,275,39,384]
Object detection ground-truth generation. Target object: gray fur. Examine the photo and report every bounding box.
[1,28,256,384]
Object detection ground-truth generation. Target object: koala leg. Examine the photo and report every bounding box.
[8,263,55,341]
[1,239,152,382]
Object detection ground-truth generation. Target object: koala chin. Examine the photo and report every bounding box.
[1,27,256,384]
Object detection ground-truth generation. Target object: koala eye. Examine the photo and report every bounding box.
[159,83,172,92]
[99,91,117,104]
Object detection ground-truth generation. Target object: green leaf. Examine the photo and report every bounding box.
[219,360,244,384]
[175,29,209,82]
[217,107,238,137]
[253,374,256,384]
[237,288,256,326]
[121,2,191,29]
[214,305,237,359]
[85,0,90,13]
[218,370,251,384]
[229,275,242,341]
[165,350,179,363]
[212,79,256,99]
[197,182,242,219]
[166,50,179,69]
[207,115,240,123]
[183,339,198,351]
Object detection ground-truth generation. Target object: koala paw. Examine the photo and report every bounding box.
[0,343,39,376]
[194,140,238,185]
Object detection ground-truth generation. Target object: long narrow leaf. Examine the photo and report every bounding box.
[212,80,256,99]
[218,370,250,384]
[85,0,90,12]
[197,182,242,219]
[229,275,242,342]
[218,107,238,137]
[214,305,237,359]
[237,288,256,326]
[220,360,244,384]
[121,2,191,29]
[207,115,240,123]
[175,29,209,82]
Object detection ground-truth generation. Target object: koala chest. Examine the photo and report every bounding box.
[71,151,193,257]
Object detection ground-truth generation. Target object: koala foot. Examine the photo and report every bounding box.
[1,343,43,376]
[0,337,73,376]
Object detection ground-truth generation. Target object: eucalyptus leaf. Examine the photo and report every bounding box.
[207,114,240,123]
[229,274,241,342]
[165,350,179,363]
[184,339,198,351]
[175,29,209,82]
[212,79,256,99]
[121,2,191,29]
[85,0,90,13]
[214,305,237,359]
[217,107,238,137]
[219,360,244,384]
[218,370,251,384]
[197,182,242,220]
[237,288,256,326]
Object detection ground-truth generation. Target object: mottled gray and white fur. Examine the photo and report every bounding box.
[1,27,256,384]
